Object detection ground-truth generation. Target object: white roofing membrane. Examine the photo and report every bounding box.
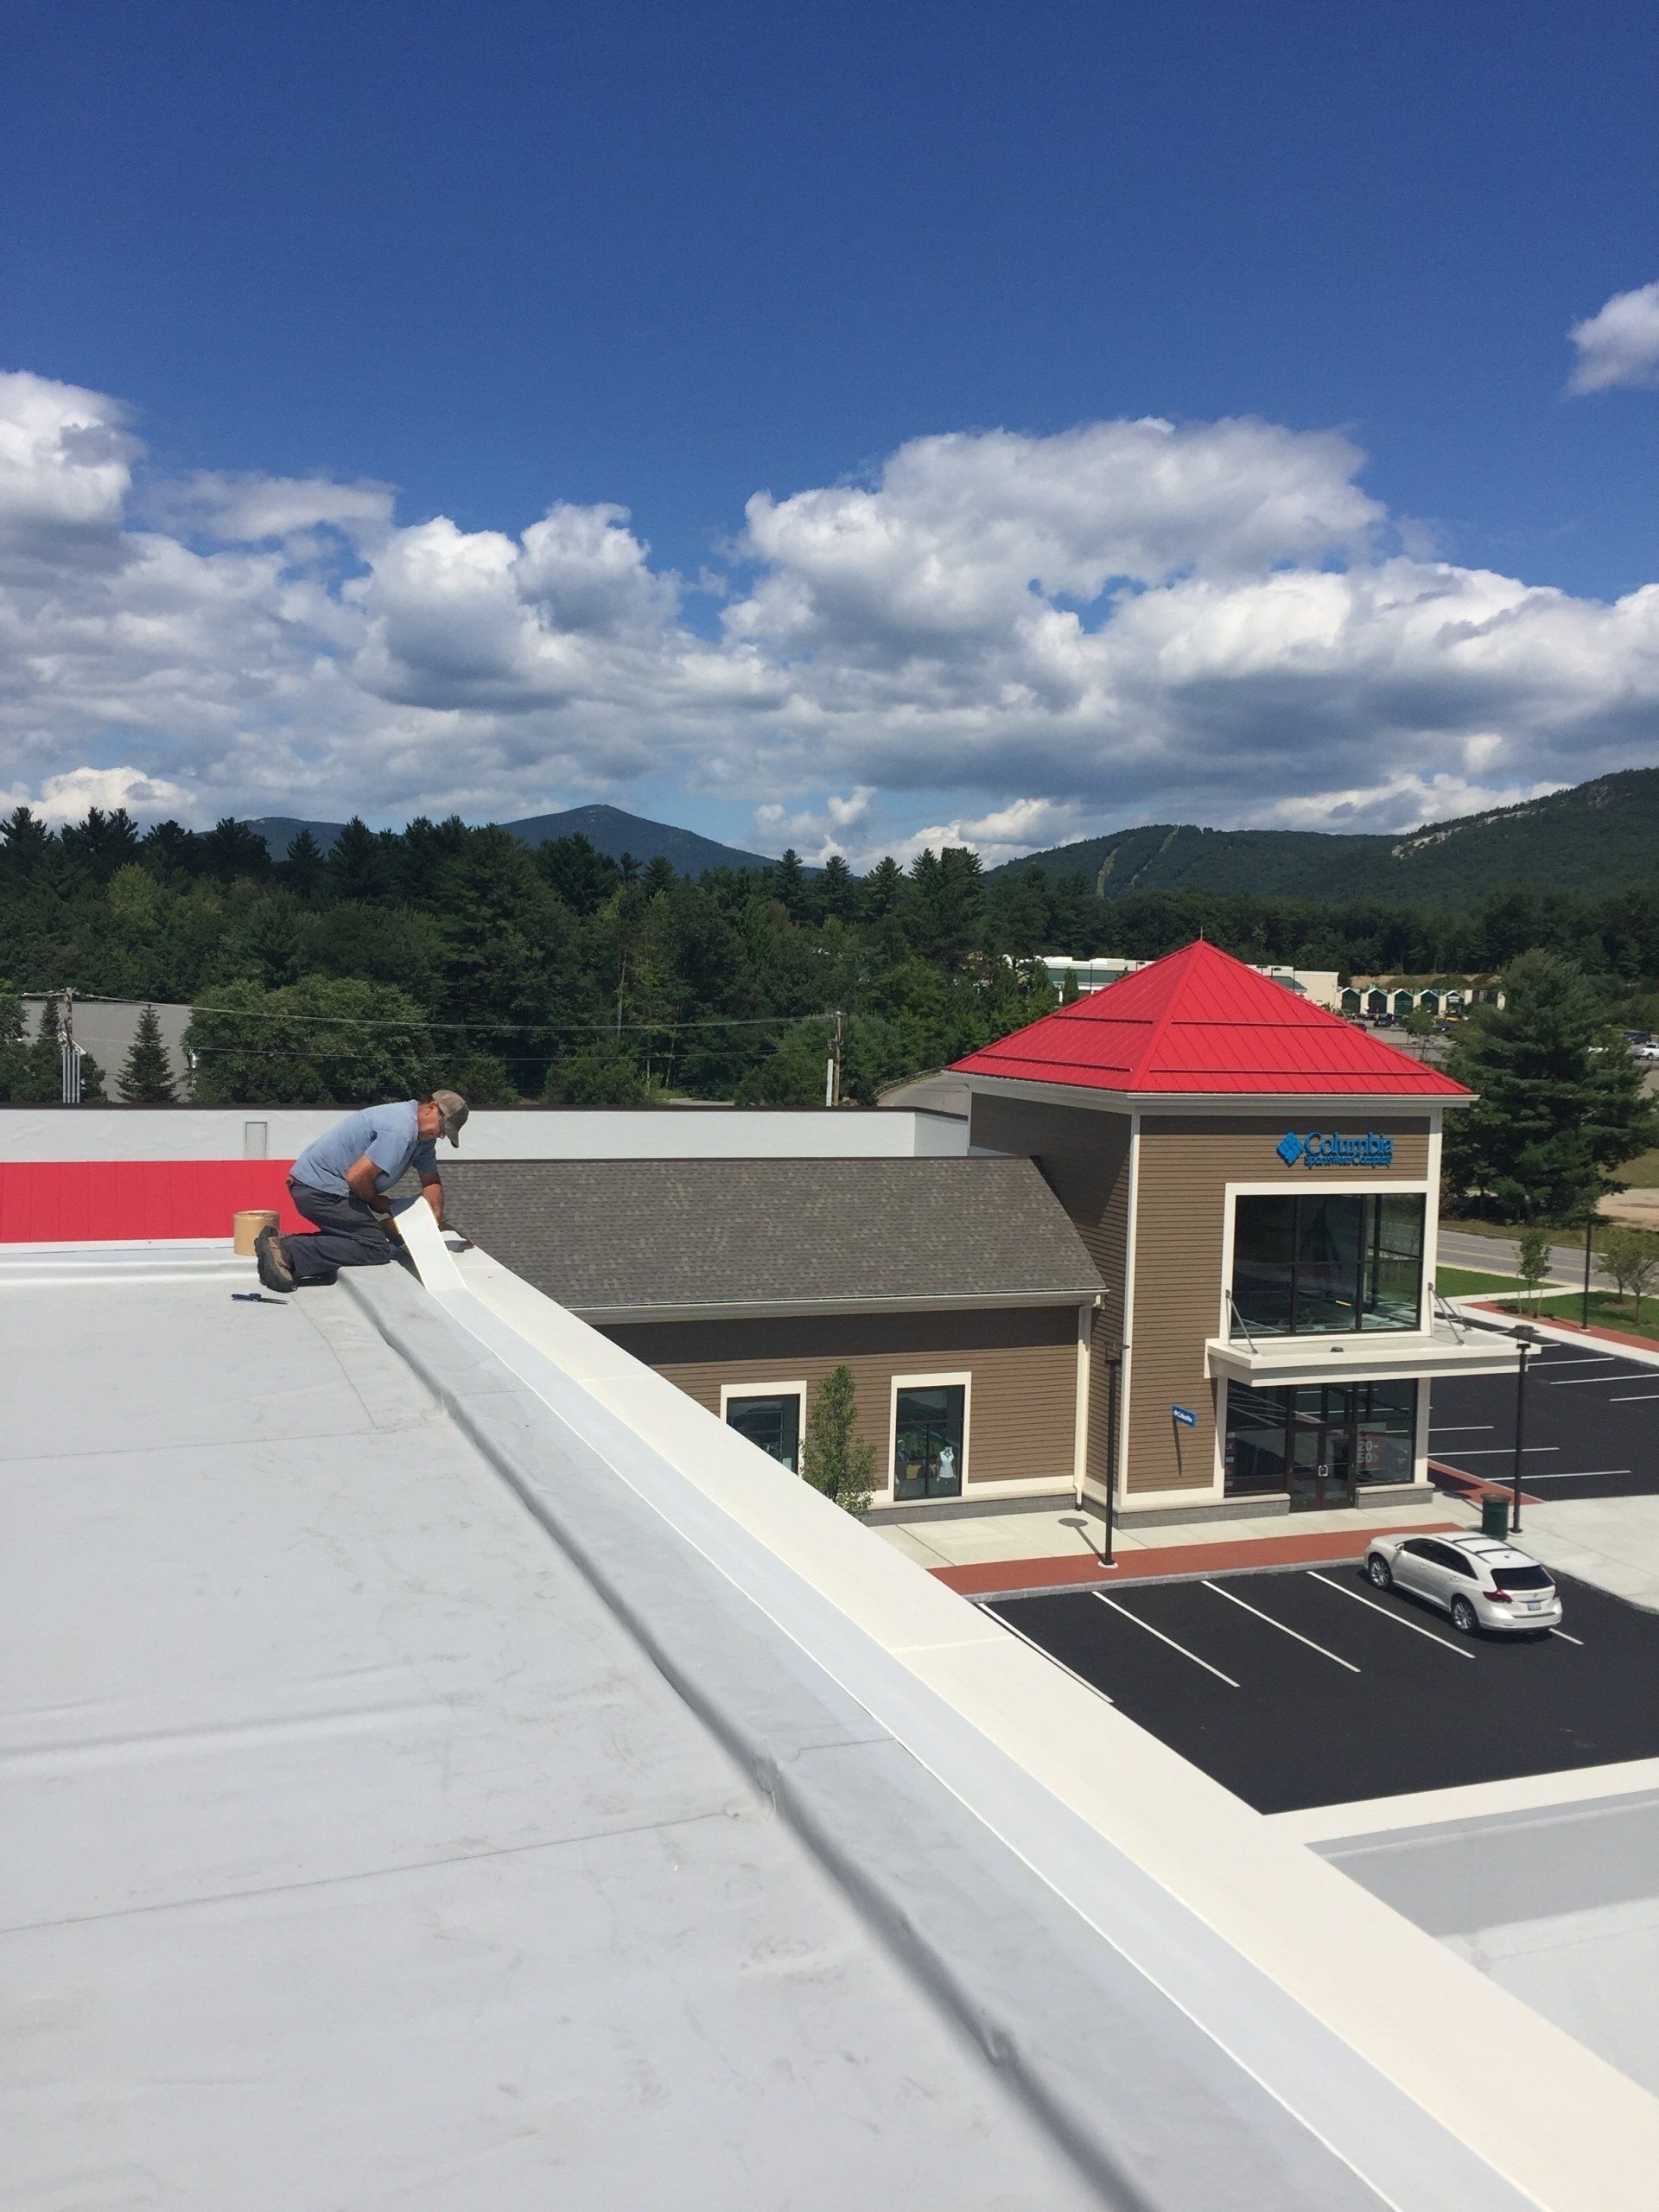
[3,1260,1106,2208]
[2,1243,1611,2209]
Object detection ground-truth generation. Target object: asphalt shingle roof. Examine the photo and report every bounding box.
[441,1156,1103,1316]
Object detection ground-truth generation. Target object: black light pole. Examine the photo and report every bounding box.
[1582,1211,1595,1332]
[1101,1345,1123,1567]
[1510,1325,1540,1535]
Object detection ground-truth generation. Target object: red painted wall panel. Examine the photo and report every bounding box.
[0,1160,303,1243]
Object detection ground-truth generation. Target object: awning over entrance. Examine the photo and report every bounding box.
[1205,1315,1522,1390]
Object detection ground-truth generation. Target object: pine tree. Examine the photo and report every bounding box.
[23,1002,67,1102]
[283,828,326,899]
[118,1004,177,1103]
[1444,950,1659,1222]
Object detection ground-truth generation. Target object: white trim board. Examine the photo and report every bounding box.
[718,1378,809,1474]
[960,1077,1460,1119]
[887,1370,973,1509]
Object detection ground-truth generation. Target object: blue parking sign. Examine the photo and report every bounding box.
[1171,1404,1198,1427]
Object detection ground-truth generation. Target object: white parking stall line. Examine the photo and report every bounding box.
[1610,1394,1659,1402]
[988,1607,1116,1704]
[1440,1446,1558,1456]
[1550,1629,1586,1647]
[1306,1572,1476,1658]
[1203,1580,1360,1672]
[1428,1425,1496,1434]
[1510,1468,1632,1482]
[1549,1374,1640,1387]
[1538,1354,1625,1365]
[1093,1593,1241,1688]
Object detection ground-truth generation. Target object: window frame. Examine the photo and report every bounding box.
[887,1370,973,1506]
[719,1380,809,1476]
[1220,1176,1432,1343]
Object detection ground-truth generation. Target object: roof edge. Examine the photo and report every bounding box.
[959,1073,1471,1112]
[580,1287,1102,1326]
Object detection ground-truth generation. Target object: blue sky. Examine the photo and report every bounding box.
[3,0,1658,862]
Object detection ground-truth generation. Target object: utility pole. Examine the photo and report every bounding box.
[824,1009,843,1108]
[59,987,81,1105]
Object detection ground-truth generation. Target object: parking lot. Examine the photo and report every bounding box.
[1430,1338,1659,1503]
[990,1560,1659,1813]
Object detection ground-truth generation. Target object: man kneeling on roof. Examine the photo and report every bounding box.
[255,1090,468,1293]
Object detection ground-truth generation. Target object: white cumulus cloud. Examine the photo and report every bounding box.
[1567,281,1659,395]
[1,368,1657,864]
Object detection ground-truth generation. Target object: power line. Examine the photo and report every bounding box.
[16,989,836,1038]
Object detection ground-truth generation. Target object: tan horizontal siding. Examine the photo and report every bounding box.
[969,1093,1129,1492]
[1126,1114,1433,1494]
[606,1306,1078,1491]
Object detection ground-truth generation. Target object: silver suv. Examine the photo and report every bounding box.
[1364,1532,1562,1636]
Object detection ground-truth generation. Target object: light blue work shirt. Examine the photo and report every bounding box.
[290,1102,437,1198]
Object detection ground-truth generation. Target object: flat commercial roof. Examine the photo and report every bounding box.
[4,1246,1452,2209]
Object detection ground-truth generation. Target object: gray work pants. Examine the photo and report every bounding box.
[285,1179,397,1287]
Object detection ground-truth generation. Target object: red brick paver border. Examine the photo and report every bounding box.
[932,1519,1463,1599]
[1467,1302,1659,1356]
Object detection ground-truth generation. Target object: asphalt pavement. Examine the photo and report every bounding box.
[1429,1339,1659,1503]
[991,1563,1659,1813]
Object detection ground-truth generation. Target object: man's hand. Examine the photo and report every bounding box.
[345,1153,391,1212]
[420,1173,442,1221]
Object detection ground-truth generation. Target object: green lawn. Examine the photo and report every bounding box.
[1436,1263,1528,1297]
[1490,1288,1659,1343]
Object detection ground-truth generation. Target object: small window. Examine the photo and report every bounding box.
[1492,1565,1553,1592]
[893,1382,966,1502]
[1401,1539,1437,1560]
[724,1390,802,1473]
[1444,1549,1478,1579]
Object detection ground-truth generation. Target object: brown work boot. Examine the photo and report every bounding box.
[255,1223,296,1293]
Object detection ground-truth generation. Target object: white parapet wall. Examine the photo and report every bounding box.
[365,1203,1659,2212]
[0,1103,969,1162]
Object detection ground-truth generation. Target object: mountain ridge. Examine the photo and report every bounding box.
[985,769,1659,906]
[240,766,1659,904]
[245,802,782,876]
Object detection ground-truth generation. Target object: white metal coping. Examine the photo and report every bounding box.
[383,1201,1659,2212]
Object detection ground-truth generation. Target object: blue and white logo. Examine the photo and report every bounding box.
[1277,1129,1395,1170]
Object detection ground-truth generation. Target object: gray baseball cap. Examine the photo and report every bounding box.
[430,1089,469,1145]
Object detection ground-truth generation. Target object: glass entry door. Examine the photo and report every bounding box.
[1288,1403,1356,1510]
[893,1383,966,1502]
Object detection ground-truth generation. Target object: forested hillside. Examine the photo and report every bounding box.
[3,802,1658,1107]
[994,769,1659,906]
[249,801,779,875]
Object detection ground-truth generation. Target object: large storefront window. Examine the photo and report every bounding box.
[1231,1193,1423,1337]
[725,1389,802,1472]
[1224,1381,1419,1505]
[893,1382,966,1502]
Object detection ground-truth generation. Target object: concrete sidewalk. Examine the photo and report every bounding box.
[872,1495,1478,1597]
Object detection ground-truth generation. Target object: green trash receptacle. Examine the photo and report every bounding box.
[1480,1494,1510,1541]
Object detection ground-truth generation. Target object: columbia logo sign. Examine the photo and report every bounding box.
[1276,1129,1395,1169]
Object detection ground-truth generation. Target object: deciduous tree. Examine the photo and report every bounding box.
[801,1364,875,1516]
